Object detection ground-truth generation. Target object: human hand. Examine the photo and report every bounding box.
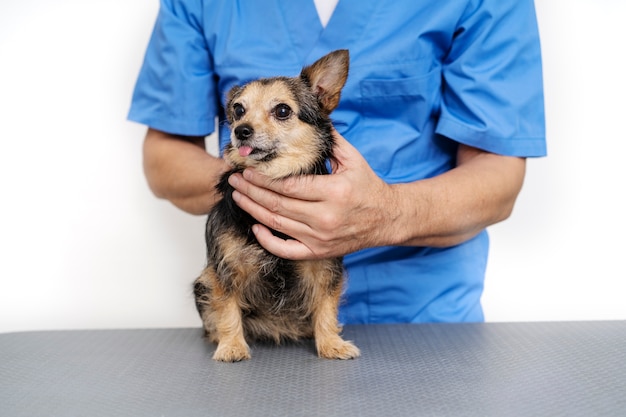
[227,130,397,260]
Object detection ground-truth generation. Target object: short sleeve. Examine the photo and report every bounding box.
[436,0,547,157]
[127,0,217,136]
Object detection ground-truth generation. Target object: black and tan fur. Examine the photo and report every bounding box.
[193,50,360,362]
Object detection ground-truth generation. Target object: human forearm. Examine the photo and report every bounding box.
[142,128,228,215]
[386,144,526,248]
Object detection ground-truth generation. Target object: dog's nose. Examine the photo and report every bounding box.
[235,124,254,140]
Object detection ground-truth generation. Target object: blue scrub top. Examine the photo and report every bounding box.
[128,0,546,324]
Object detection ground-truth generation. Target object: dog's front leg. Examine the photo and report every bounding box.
[212,296,251,362]
[313,291,360,360]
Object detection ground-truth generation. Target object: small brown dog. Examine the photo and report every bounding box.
[193,50,360,362]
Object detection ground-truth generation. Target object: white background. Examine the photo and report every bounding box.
[1,0,624,333]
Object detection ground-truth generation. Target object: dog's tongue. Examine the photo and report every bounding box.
[238,145,253,157]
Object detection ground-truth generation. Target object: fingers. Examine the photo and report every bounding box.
[228,183,321,260]
[235,168,326,202]
[251,224,314,260]
[229,172,315,220]
[228,171,341,259]
[229,173,317,240]
[329,128,359,172]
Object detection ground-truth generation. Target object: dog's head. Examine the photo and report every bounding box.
[224,49,349,178]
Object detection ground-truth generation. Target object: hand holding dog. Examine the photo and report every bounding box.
[229,129,394,260]
[229,128,527,261]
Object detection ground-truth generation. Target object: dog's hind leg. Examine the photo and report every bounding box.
[193,268,218,340]
[193,272,213,336]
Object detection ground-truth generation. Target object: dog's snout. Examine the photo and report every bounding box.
[235,124,254,140]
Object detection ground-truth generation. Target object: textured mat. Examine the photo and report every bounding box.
[1,322,625,416]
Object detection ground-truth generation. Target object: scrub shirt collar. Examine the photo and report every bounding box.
[280,0,379,64]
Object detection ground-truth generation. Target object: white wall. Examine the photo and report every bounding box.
[1,0,624,333]
[483,0,626,321]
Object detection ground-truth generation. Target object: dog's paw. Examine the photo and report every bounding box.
[317,337,360,360]
[213,340,251,362]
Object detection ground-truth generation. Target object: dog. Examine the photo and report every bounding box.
[193,49,360,362]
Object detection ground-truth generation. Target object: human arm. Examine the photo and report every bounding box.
[142,128,229,215]
[396,141,526,247]
[227,130,525,260]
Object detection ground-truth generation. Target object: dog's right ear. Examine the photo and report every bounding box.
[300,49,349,114]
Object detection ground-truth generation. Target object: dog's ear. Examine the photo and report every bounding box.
[300,49,349,114]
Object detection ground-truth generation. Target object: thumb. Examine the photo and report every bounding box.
[329,129,358,173]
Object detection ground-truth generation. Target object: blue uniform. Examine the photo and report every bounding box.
[128,0,546,324]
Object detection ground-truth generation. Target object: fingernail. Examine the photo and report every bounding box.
[243,169,253,180]
[251,224,259,234]
[228,174,239,187]
[231,190,241,202]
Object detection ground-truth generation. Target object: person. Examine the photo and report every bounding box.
[128,0,546,324]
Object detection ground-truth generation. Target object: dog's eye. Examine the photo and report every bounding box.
[233,103,245,120]
[273,104,293,120]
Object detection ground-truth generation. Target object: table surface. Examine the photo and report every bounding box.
[1,321,625,417]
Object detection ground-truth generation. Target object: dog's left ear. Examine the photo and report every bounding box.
[300,49,349,114]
